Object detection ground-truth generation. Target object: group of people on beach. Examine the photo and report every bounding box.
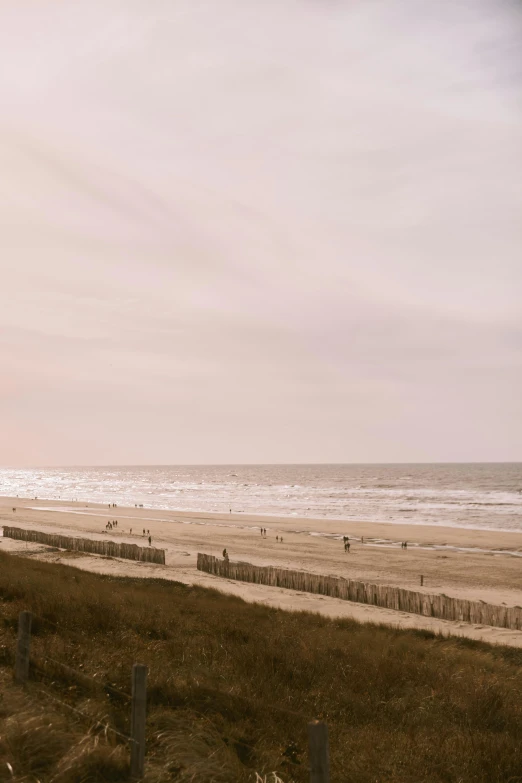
[258,527,284,542]
[401,541,408,549]
[128,527,153,545]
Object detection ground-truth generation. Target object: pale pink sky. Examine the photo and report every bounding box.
[1,0,521,466]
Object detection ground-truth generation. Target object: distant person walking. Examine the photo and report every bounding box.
[344,541,350,553]
[222,548,229,560]
[148,536,152,546]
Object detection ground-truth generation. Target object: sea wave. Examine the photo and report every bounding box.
[1,464,521,533]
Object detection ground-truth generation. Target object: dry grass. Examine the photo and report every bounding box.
[1,550,522,781]
[0,671,129,782]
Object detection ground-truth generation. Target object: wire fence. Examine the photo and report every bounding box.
[11,610,147,778]
[36,652,132,702]
[7,609,331,782]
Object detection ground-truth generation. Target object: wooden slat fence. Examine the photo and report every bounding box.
[3,526,165,565]
[197,553,522,631]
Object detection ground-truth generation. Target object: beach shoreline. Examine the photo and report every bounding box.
[4,492,522,544]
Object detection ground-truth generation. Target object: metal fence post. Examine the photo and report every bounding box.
[15,611,32,684]
[130,663,147,779]
[308,720,330,783]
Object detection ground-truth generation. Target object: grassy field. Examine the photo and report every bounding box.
[1,551,522,782]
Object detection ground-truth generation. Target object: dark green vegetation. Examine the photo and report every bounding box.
[1,551,522,782]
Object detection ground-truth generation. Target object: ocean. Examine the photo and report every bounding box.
[1,464,521,533]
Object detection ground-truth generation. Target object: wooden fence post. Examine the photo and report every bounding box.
[130,664,147,780]
[308,720,329,783]
[15,611,32,684]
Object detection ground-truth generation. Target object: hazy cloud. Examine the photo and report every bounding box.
[0,0,521,464]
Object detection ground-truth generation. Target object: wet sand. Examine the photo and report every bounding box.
[2,496,522,647]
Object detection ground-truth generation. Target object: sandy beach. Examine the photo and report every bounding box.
[2,495,522,647]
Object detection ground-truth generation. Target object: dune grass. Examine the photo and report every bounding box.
[1,550,522,781]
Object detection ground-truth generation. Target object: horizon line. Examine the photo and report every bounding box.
[1,461,521,470]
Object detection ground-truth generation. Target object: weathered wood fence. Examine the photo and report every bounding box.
[197,553,522,631]
[3,527,166,565]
